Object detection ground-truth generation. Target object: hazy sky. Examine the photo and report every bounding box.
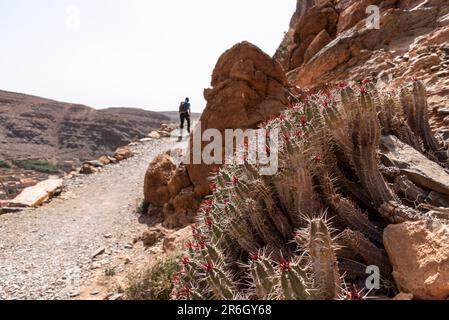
[0,0,295,112]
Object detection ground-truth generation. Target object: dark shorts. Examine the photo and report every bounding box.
[180,113,191,132]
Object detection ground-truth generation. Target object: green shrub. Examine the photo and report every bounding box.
[0,160,11,169]
[126,254,180,300]
[12,160,60,174]
[105,267,116,277]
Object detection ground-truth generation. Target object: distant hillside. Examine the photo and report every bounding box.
[0,90,171,164]
[160,111,202,123]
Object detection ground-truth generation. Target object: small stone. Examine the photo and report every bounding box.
[124,244,133,249]
[103,234,113,239]
[90,290,100,296]
[393,292,414,300]
[108,293,124,301]
[91,247,106,259]
[68,291,81,298]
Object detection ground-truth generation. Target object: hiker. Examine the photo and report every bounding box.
[179,97,191,139]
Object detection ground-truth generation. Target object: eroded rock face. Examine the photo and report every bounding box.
[186,41,288,196]
[384,220,449,300]
[144,153,201,229]
[276,0,449,137]
[144,154,177,207]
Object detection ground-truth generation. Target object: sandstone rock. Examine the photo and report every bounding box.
[83,160,104,168]
[337,0,384,34]
[114,146,134,162]
[98,156,112,166]
[186,41,288,196]
[384,220,449,300]
[380,135,449,195]
[144,154,176,207]
[163,225,193,253]
[296,38,351,87]
[79,164,97,175]
[9,178,63,208]
[167,166,192,198]
[304,29,333,63]
[148,131,161,139]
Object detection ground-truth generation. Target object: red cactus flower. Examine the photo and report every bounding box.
[181,256,190,266]
[211,165,221,175]
[322,100,329,108]
[313,154,323,162]
[358,86,367,95]
[232,175,240,185]
[186,240,195,250]
[203,261,215,273]
[362,78,371,85]
[172,271,182,285]
[202,206,212,216]
[210,182,218,192]
[300,115,308,126]
[178,286,192,297]
[338,81,348,89]
[191,223,198,233]
[202,199,213,207]
[250,252,260,262]
[279,259,291,273]
[197,239,206,250]
[205,217,214,228]
[288,101,295,109]
[347,285,364,300]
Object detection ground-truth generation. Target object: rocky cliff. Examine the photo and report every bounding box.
[0,90,170,164]
[276,0,449,113]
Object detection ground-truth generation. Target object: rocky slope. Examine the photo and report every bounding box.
[140,0,449,300]
[0,90,170,165]
[275,0,449,114]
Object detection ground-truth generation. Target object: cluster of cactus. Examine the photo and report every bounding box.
[171,80,448,300]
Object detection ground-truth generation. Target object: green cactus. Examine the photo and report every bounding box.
[171,82,448,301]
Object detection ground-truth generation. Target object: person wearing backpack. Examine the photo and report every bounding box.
[179,97,191,140]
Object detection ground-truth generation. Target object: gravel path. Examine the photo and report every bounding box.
[0,138,182,300]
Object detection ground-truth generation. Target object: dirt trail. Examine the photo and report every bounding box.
[0,138,184,300]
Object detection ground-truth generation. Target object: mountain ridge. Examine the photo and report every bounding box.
[0,89,174,164]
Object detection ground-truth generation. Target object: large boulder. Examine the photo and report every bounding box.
[384,220,449,300]
[380,135,449,195]
[185,41,288,197]
[9,178,63,208]
[144,154,177,206]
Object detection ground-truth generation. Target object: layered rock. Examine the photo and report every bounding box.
[276,1,449,97]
